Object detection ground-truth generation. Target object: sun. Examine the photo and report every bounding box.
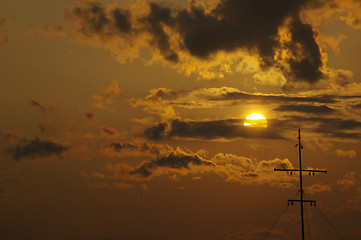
[244,113,267,128]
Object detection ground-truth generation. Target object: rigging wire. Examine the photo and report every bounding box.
[304,203,312,240]
[314,206,347,240]
[262,191,299,240]
[261,204,289,240]
[304,193,346,240]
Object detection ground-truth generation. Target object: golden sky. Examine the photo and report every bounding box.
[2,0,361,239]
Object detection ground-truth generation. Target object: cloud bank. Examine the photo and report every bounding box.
[88,141,295,187]
[48,0,361,84]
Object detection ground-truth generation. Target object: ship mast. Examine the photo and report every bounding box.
[274,129,327,239]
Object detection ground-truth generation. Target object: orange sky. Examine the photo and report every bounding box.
[1,0,361,239]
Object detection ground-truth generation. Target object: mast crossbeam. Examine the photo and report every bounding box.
[273,129,327,240]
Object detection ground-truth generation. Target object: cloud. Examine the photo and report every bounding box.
[283,17,324,84]
[288,116,361,139]
[7,137,69,161]
[100,140,172,157]
[29,98,47,113]
[28,98,62,115]
[91,80,121,108]
[144,122,167,140]
[132,87,337,107]
[99,125,126,139]
[304,183,332,194]
[335,149,356,158]
[129,87,338,122]
[143,118,285,141]
[274,104,336,114]
[337,172,361,189]
[141,2,178,62]
[319,34,347,55]
[345,187,361,212]
[169,118,284,140]
[309,136,333,152]
[90,141,295,186]
[129,148,215,178]
[337,172,361,212]
[131,87,361,141]
[351,103,361,109]
[53,0,350,84]
[84,110,95,121]
[337,0,361,29]
[213,90,336,103]
[65,1,133,37]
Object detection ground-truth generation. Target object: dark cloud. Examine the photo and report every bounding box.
[108,142,139,151]
[92,146,295,185]
[100,125,117,136]
[351,103,361,109]
[297,117,361,130]
[64,0,330,83]
[144,122,167,140]
[285,18,323,83]
[316,129,361,139]
[141,3,178,62]
[213,91,336,103]
[130,150,215,178]
[7,137,69,161]
[169,119,285,140]
[65,1,132,38]
[84,110,95,121]
[143,88,181,101]
[274,104,336,114]
[176,0,300,60]
[102,141,171,156]
[29,98,47,114]
[112,8,132,33]
[175,0,324,82]
[28,98,62,115]
[144,119,285,140]
[288,116,361,139]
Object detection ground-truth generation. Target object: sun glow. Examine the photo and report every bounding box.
[244,113,267,128]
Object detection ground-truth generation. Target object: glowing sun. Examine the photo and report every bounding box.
[244,113,267,128]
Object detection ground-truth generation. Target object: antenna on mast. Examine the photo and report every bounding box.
[274,129,327,240]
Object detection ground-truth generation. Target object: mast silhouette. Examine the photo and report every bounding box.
[274,129,327,240]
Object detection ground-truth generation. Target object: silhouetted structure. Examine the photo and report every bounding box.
[274,129,327,240]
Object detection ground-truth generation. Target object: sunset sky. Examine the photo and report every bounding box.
[2,0,361,239]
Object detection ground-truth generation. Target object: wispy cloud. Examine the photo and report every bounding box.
[28,98,62,115]
[335,149,356,158]
[91,80,121,108]
[337,171,361,189]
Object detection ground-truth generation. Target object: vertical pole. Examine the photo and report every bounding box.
[298,129,305,240]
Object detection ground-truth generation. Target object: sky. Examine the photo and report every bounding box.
[2,0,361,239]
